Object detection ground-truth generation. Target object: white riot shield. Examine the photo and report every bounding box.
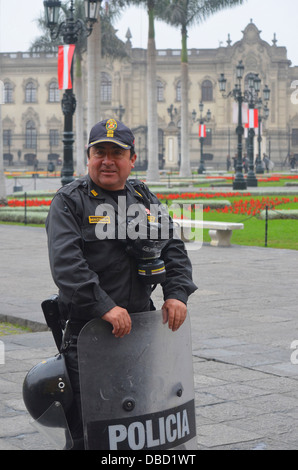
[77,310,197,451]
[30,401,73,450]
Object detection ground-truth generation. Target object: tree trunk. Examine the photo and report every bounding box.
[0,102,7,204]
[87,19,102,133]
[179,28,191,177]
[146,3,160,182]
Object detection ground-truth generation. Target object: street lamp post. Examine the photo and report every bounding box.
[219,62,246,190]
[256,88,270,174]
[219,61,270,190]
[43,0,101,186]
[192,102,211,175]
[246,74,260,187]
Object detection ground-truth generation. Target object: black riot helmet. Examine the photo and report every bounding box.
[22,354,73,423]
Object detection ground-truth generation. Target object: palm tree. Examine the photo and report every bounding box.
[115,0,169,182]
[0,92,6,205]
[87,4,128,132]
[87,19,102,133]
[71,0,87,176]
[162,0,246,176]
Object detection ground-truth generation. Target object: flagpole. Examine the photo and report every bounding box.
[246,104,258,187]
[193,102,211,175]
[233,91,247,190]
[56,43,76,185]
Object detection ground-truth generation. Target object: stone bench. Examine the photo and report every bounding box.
[174,219,244,247]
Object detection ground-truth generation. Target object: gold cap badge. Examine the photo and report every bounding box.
[106,118,118,138]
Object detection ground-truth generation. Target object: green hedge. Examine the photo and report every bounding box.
[259,210,298,220]
[8,190,56,199]
[0,206,50,213]
[0,211,48,224]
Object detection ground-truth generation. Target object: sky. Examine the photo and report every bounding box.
[0,0,297,66]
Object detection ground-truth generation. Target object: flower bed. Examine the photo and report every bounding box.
[203,196,298,217]
[6,198,52,207]
[0,196,52,223]
[1,191,298,224]
[161,193,298,218]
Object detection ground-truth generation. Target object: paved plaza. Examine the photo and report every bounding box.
[0,176,298,450]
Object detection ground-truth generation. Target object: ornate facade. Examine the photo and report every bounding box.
[1,21,297,172]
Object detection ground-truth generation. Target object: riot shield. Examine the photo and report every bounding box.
[77,310,197,451]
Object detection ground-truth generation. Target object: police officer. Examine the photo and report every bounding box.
[46,118,197,449]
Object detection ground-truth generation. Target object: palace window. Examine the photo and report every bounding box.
[201,80,213,102]
[49,129,59,147]
[3,129,12,147]
[292,129,298,146]
[25,82,37,103]
[157,80,164,102]
[176,81,181,102]
[101,72,112,102]
[49,81,60,102]
[4,82,13,103]
[25,120,37,148]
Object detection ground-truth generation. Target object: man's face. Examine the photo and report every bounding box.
[88,142,137,191]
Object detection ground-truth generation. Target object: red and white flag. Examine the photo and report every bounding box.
[198,124,206,138]
[58,45,75,90]
[244,124,248,139]
[245,119,261,137]
[247,108,258,128]
[232,102,248,124]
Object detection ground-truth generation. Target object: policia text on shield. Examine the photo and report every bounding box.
[22,119,198,450]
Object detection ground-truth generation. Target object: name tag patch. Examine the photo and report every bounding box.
[89,215,110,224]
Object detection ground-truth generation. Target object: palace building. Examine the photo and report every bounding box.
[1,21,297,172]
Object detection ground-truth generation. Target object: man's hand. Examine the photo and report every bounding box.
[102,306,132,338]
[162,299,187,332]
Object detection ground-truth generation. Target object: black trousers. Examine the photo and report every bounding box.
[64,342,85,450]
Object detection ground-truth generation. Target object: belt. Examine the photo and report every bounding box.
[67,320,88,336]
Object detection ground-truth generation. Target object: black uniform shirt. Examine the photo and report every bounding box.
[46,175,197,322]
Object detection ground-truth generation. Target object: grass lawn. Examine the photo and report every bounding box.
[201,212,298,250]
[166,193,298,250]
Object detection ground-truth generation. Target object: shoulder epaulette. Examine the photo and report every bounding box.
[128,178,153,202]
[56,177,87,197]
